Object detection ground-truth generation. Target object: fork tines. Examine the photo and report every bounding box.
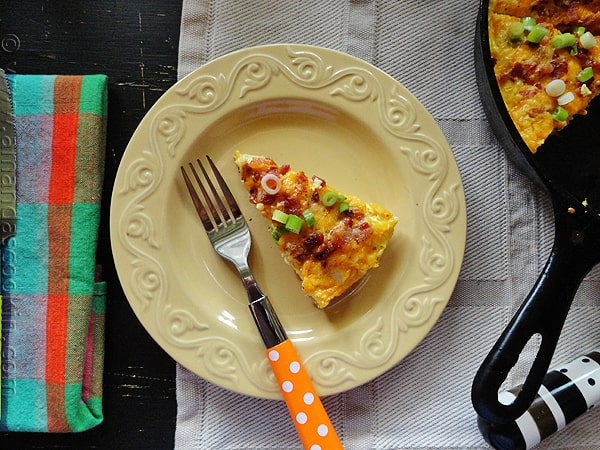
[180,156,242,232]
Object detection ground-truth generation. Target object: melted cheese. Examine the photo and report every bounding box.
[234,151,397,308]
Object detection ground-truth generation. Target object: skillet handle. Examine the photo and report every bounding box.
[471,206,600,424]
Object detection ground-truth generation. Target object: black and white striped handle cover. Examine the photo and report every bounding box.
[478,350,600,450]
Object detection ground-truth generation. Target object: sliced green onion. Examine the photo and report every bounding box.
[284,214,304,234]
[557,91,575,106]
[551,32,577,49]
[577,66,594,83]
[581,83,593,96]
[574,26,586,37]
[339,202,350,213]
[508,22,525,41]
[521,16,537,32]
[272,209,289,224]
[580,31,597,49]
[321,191,338,207]
[552,106,568,122]
[302,210,316,226]
[271,225,288,242]
[527,25,549,44]
[261,173,281,195]
[545,79,566,97]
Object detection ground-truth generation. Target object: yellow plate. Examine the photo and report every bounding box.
[110,44,466,398]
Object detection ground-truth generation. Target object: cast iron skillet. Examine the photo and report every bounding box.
[472,0,600,425]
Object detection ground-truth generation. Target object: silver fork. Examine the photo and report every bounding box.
[181,156,343,450]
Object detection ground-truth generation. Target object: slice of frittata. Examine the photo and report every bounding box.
[234,151,397,309]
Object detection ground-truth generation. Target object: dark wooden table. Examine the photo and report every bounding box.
[0,1,183,448]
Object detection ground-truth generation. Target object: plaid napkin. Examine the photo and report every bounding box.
[0,74,107,432]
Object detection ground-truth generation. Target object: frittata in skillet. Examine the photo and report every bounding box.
[489,0,600,152]
[234,152,397,309]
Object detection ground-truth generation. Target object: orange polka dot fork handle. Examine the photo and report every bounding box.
[267,339,343,450]
[248,296,343,450]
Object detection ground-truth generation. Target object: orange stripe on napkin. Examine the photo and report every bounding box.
[45,76,80,430]
[46,294,69,384]
[46,381,68,432]
[48,204,72,294]
[49,76,80,205]
[46,293,69,432]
